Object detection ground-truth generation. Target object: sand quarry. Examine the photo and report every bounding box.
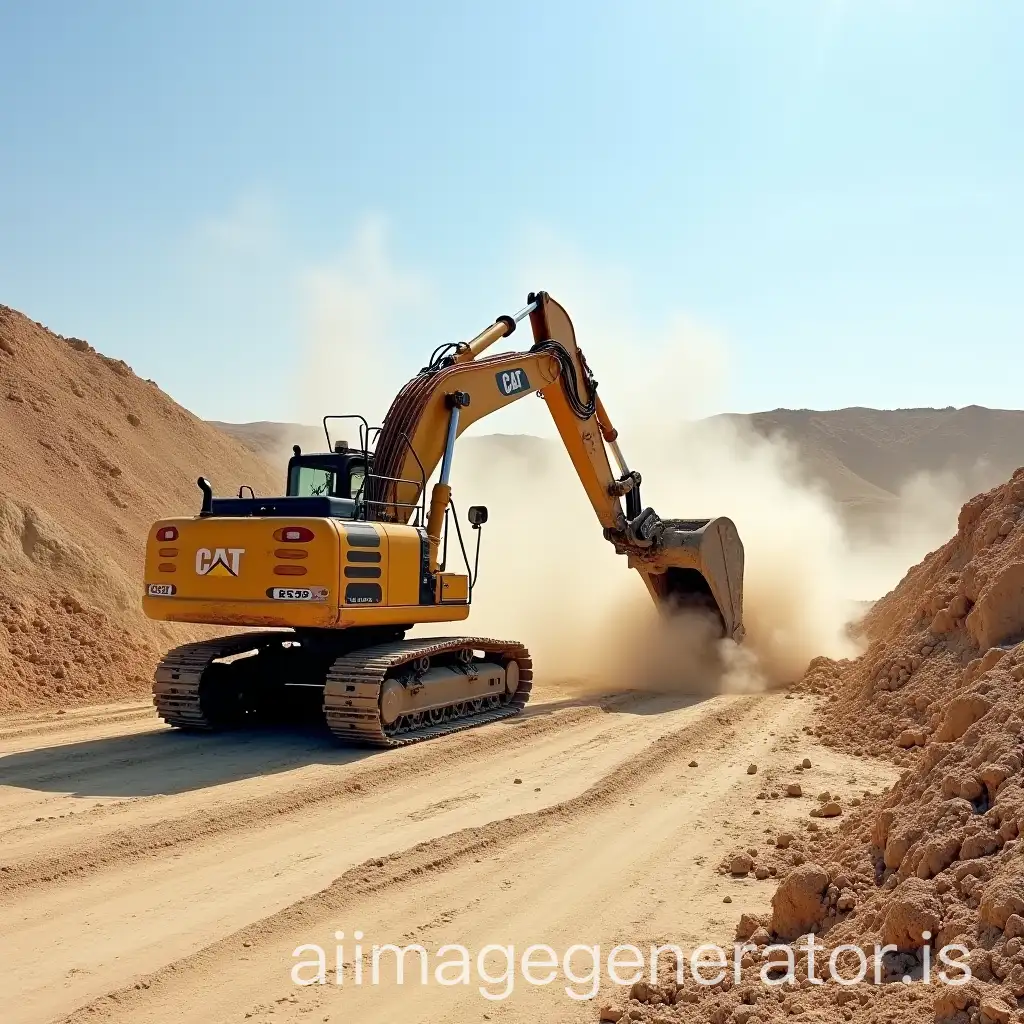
[4,305,1024,1024]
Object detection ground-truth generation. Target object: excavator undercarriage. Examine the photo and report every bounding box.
[154,630,532,748]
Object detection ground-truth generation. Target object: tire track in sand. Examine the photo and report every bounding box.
[0,700,620,893]
[52,694,776,1024]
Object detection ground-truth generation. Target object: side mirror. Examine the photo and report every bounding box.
[467,505,488,527]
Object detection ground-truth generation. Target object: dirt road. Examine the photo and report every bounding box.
[0,687,894,1024]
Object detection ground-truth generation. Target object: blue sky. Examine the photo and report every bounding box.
[1,1,1021,429]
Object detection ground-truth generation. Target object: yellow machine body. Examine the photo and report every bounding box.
[143,517,469,630]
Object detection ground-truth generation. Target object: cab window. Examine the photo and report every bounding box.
[349,464,366,499]
[290,465,336,497]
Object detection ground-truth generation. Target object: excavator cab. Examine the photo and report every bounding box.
[286,443,369,502]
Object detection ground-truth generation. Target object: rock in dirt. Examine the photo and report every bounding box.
[730,853,753,876]
[747,763,758,775]
[980,878,1024,931]
[979,993,1013,1024]
[770,862,828,940]
[936,693,994,742]
[882,877,941,950]
[967,561,1024,650]
[785,783,802,797]
[837,892,856,912]
[896,727,926,748]
[934,981,984,1021]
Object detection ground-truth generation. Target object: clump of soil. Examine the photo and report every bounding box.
[602,470,1024,1023]
[0,304,279,713]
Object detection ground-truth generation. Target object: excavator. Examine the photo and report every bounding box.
[143,292,744,747]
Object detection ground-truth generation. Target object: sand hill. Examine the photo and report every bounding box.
[0,305,279,714]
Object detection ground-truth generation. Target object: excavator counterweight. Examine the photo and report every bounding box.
[143,292,744,745]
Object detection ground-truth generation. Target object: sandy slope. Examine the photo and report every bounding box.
[0,686,895,1024]
[0,305,279,715]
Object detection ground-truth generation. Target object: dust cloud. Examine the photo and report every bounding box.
[447,419,867,697]
[294,233,968,697]
[843,466,996,601]
[296,219,428,437]
[451,415,971,697]
[443,297,966,697]
[600,601,766,697]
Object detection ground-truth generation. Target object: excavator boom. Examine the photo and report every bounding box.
[369,291,744,640]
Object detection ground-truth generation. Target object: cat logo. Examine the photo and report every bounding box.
[195,547,245,577]
[495,367,531,397]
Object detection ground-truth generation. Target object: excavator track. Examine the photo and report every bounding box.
[153,633,532,746]
[324,637,532,748]
[152,632,288,730]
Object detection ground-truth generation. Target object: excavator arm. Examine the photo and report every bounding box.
[370,293,635,532]
[367,292,745,640]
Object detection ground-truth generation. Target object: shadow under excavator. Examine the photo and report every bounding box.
[0,688,714,799]
[0,722,374,798]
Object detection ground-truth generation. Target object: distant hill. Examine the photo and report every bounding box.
[713,407,1024,528]
[210,407,1024,525]
[721,406,1024,491]
[207,420,325,467]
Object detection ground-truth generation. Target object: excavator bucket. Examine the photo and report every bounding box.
[627,516,745,642]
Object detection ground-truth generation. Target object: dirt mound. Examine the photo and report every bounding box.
[610,468,1024,1023]
[807,468,1024,759]
[0,304,278,713]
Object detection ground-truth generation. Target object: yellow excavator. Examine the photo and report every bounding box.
[143,292,744,747]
